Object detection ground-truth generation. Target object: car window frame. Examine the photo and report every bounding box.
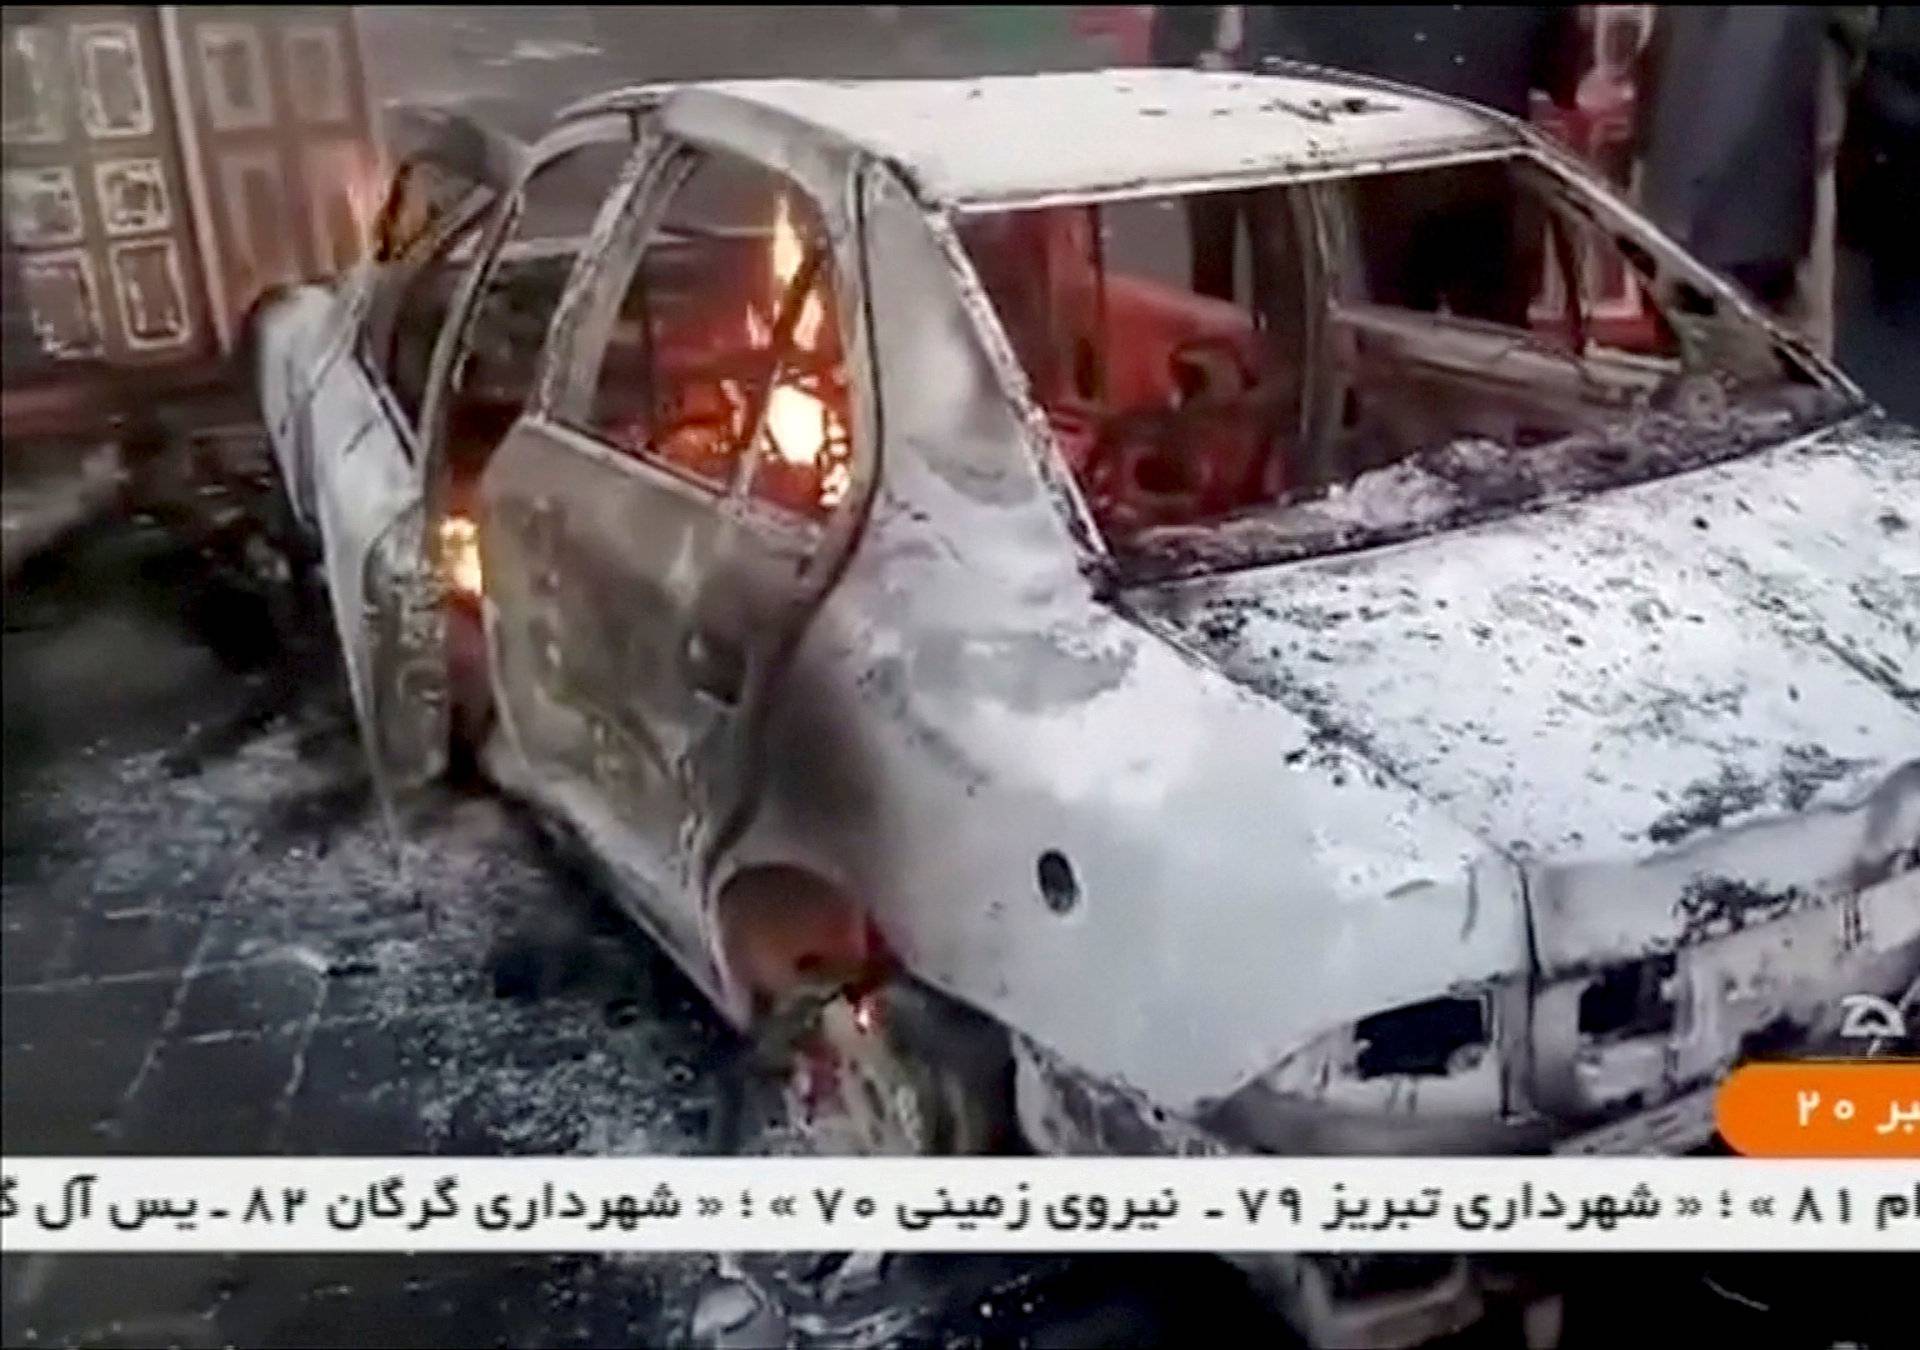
[943,140,1855,578]
[537,130,861,537]
[416,114,650,495]
[353,174,498,463]
[940,178,1333,567]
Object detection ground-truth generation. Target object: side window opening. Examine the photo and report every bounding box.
[440,136,637,493]
[957,187,1312,540]
[358,152,495,439]
[378,219,481,432]
[1319,155,1780,479]
[370,157,484,264]
[575,149,852,522]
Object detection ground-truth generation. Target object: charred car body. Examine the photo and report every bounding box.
[250,69,1920,1347]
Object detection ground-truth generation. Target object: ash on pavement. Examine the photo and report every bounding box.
[2,515,735,1348]
[2,505,1272,1349]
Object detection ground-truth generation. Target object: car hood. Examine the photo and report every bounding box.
[1124,416,1920,975]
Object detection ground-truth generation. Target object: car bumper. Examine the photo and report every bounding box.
[1009,868,1918,1347]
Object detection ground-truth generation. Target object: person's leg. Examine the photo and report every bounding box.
[1186,193,1241,301]
[1789,41,1847,354]
[1456,166,1538,327]
[1353,175,1429,311]
[1411,163,1534,326]
[1727,259,1799,315]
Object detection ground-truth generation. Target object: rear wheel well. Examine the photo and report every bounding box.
[708,864,1020,1155]
[711,864,885,1020]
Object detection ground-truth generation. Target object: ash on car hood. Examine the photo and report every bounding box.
[1127,418,1920,972]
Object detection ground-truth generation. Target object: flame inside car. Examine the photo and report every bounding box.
[755,195,850,509]
[765,383,831,466]
[774,192,825,351]
[439,514,483,598]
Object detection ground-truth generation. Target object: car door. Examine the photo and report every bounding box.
[479,129,873,959]
[291,112,526,812]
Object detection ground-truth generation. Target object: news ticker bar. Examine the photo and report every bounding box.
[4,1157,1917,1253]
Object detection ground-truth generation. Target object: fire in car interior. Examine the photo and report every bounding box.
[956,153,1846,569]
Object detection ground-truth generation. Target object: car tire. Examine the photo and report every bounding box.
[702,977,1016,1344]
[710,975,1013,1158]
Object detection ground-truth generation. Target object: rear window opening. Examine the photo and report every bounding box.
[577,150,855,523]
[956,153,1846,577]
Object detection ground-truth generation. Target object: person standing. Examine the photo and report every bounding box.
[1634,6,1870,352]
[1243,6,1585,325]
[1847,5,1916,307]
[1151,6,1249,300]
[1791,8,1878,355]
[1149,4,1238,72]
[1246,5,1586,119]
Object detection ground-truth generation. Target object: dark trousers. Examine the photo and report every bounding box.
[1187,168,1543,327]
[1185,193,1247,302]
[1354,163,1542,327]
[1726,259,1799,313]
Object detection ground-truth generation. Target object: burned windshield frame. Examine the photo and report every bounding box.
[536,132,856,525]
[952,144,1855,577]
[950,185,1318,542]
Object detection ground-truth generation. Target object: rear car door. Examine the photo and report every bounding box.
[479,131,871,956]
[289,113,523,808]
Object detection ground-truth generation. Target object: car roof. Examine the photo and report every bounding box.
[557,68,1521,207]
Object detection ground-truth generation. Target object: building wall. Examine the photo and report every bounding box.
[3,6,214,378]
[1,5,377,387]
[166,6,380,347]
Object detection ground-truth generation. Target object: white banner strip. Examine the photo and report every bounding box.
[4,1157,1917,1253]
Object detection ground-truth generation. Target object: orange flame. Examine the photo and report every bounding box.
[439,515,482,598]
[774,193,825,351]
[758,194,842,491]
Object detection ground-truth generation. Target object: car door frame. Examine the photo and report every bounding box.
[306,110,531,816]
[477,100,883,976]
[415,110,658,532]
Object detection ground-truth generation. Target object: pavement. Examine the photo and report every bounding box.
[0,511,736,1348]
[0,442,126,588]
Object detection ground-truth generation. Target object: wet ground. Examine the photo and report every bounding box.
[1,503,718,1348]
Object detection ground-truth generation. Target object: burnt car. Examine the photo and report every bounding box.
[251,70,1920,1347]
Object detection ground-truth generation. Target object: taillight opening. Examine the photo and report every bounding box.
[1578,954,1677,1041]
[439,515,482,599]
[1355,996,1489,1078]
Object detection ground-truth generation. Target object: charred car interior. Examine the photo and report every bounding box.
[956,151,1845,572]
